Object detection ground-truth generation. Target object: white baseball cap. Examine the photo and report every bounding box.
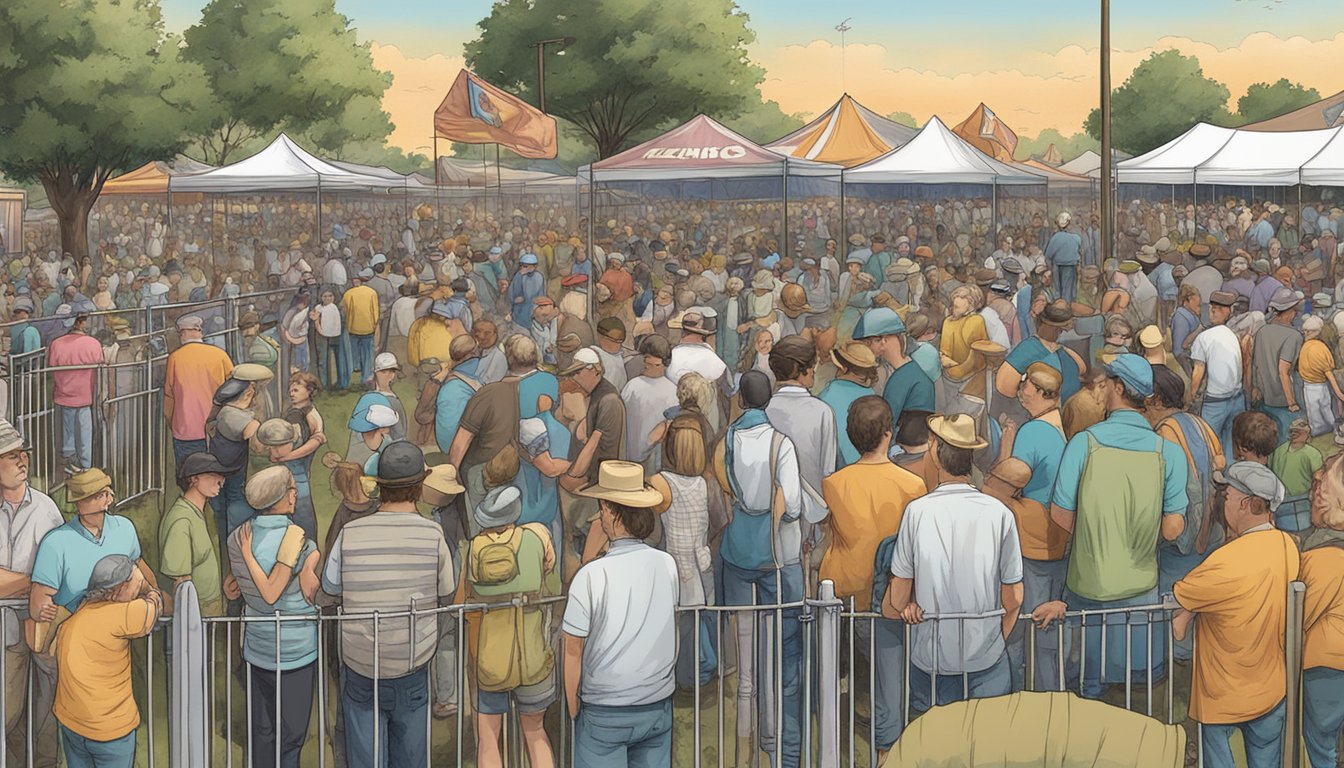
[374,352,400,372]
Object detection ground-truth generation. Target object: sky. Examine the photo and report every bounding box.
[158,0,1344,153]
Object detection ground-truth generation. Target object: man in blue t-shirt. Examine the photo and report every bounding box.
[1043,212,1082,303]
[998,299,1087,410]
[856,308,934,434]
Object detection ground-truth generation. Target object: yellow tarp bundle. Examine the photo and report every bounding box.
[883,692,1186,768]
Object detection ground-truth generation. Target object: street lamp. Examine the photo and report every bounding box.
[531,36,575,113]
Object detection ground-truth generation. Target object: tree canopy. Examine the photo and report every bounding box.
[1015,128,1099,164]
[183,0,394,165]
[1236,79,1321,126]
[466,0,775,159]
[886,111,920,129]
[0,0,208,259]
[1085,50,1230,156]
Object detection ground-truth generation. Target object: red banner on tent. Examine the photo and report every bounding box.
[434,70,557,159]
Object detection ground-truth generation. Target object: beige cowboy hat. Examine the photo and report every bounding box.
[576,461,664,508]
[926,413,988,450]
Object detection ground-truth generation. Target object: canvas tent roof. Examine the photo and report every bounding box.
[844,117,1045,185]
[766,94,918,168]
[951,104,1019,163]
[171,134,406,193]
[587,114,839,182]
[102,156,214,195]
[1059,150,1102,177]
[1117,123,1344,185]
[1241,90,1344,132]
[434,157,574,188]
[1020,159,1092,184]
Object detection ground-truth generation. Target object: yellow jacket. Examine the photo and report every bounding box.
[407,315,453,368]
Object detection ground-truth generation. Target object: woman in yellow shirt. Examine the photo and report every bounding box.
[1298,314,1344,437]
[939,285,990,398]
[1301,453,1344,768]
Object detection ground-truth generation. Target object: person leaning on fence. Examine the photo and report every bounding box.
[228,466,321,768]
[562,461,678,768]
[159,452,239,619]
[710,369,805,768]
[1299,452,1344,768]
[30,468,157,639]
[1047,353,1188,698]
[52,554,161,768]
[1172,461,1297,768]
[320,441,456,768]
[819,395,925,760]
[463,485,557,768]
[205,367,272,555]
[0,418,62,768]
[164,313,235,471]
[884,413,1022,711]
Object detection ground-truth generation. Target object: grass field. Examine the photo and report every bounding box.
[38,377,1330,767]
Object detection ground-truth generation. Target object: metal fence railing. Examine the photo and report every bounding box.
[0,577,1315,768]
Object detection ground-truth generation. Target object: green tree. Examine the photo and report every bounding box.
[1236,79,1321,125]
[1085,50,1231,156]
[466,0,773,158]
[1014,128,1099,163]
[724,99,804,146]
[0,0,208,259]
[886,110,920,129]
[184,0,394,165]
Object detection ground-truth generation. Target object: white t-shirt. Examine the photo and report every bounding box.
[314,304,342,338]
[667,343,728,386]
[890,483,1023,675]
[1189,324,1242,399]
[620,375,678,462]
[388,296,418,338]
[561,539,679,706]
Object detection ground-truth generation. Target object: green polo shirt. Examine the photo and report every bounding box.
[158,496,223,613]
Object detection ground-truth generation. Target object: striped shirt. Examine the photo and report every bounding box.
[321,510,455,679]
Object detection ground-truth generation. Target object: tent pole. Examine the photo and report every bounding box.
[433,135,440,186]
[587,170,596,330]
[1298,184,1303,254]
[839,168,847,266]
[316,180,323,252]
[167,188,174,229]
[991,181,998,262]
[782,157,790,260]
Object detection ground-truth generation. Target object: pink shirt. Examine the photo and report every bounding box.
[46,333,104,407]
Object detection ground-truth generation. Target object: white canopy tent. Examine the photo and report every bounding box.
[1304,128,1344,186]
[1113,124,1237,185]
[843,117,1046,185]
[1117,123,1344,186]
[171,134,409,192]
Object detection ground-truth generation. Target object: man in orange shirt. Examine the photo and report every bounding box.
[164,315,234,471]
[1300,453,1344,768]
[1173,461,1298,768]
[820,395,925,759]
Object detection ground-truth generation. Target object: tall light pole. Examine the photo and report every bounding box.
[836,18,852,92]
[1100,0,1113,265]
[530,36,575,113]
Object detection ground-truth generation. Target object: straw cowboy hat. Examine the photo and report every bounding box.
[577,461,664,508]
[926,413,988,450]
[778,283,814,318]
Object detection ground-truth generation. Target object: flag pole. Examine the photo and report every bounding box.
[1100,0,1113,265]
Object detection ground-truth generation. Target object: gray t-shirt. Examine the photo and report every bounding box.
[1251,322,1303,408]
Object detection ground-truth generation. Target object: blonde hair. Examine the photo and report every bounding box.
[663,414,707,476]
[503,333,539,371]
[1315,452,1344,531]
[676,372,714,413]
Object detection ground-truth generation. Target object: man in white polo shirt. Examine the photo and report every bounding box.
[1189,290,1244,461]
[563,460,678,768]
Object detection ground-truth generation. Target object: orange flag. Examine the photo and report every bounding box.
[434,70,558,160]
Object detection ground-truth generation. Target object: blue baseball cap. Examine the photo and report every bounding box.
[347,392,393,432]
[519,252,538,265]
[1102,353,1154,397]
[853,307,905,340]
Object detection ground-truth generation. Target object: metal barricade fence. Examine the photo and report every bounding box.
[0,593,173,768]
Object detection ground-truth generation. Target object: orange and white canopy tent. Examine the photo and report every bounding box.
[952,103,1019,163]
[101,156,214,195]
[767,94,918,168]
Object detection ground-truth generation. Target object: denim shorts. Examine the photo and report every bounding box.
[476,675,556,715]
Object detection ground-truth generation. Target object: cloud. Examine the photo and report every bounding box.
[754,32,1344,137]
[370,43,465,154]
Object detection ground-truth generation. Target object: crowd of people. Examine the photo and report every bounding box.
[3,185,1344,768]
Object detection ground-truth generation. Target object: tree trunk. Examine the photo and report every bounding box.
[596,129,625,160]
[41,173,99,262]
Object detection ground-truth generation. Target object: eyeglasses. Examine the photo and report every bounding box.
[0,449,28,462]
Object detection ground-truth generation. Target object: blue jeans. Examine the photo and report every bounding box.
[1008,558,1067,691]
[315,335,347,390]
[1063,587,1165,699]
[172,438,207,474]
[1304,668,1344,768]
[1201,698,1286,768]
[215,471,251,562]
[1158,547,1208,663]
[59,722,135,768]
[575,699,672,768]
[1055,263,1078,304]
[1258,403,1298,442]
[908,651,1012,712]
[721,561,803,768]
[870,619,907,751]
[61,405,93,469]
[341,665,429,768]
[676,569,718,689]
[349,333,375,385]
[1200,391,1244,463]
